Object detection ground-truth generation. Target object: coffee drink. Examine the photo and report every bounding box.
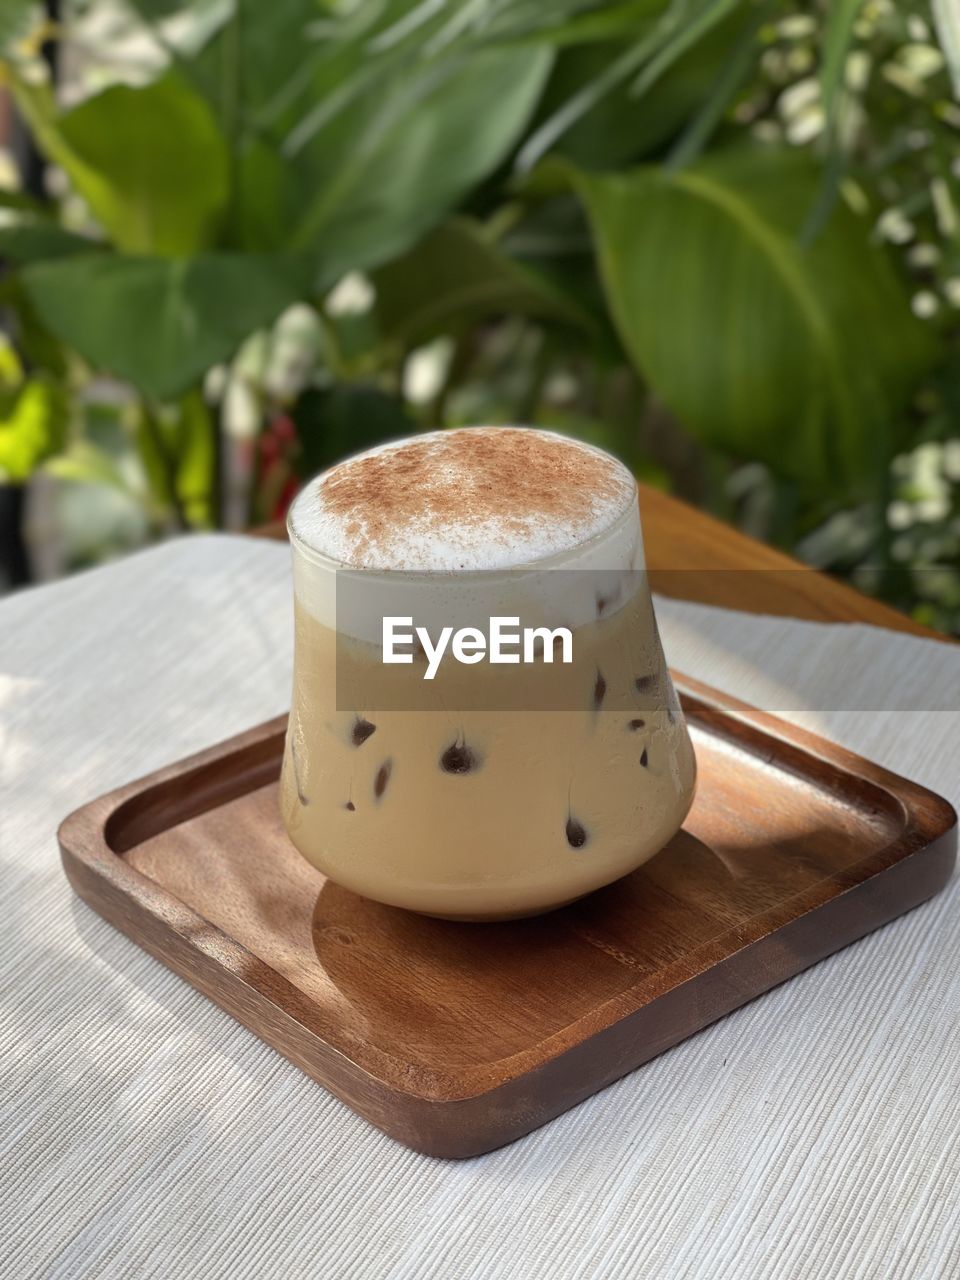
[281,427,696,919]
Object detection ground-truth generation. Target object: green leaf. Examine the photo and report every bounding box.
[293,384,415,477]
[626,0,741,100]
[932,0,960,99]
[668,0,774,169]
[0,275,69,376]
[172,390,217,526]
[561,147,938,492]
[0,378,68,482]
[527,0,668,46]
[0,0,34,49]
[23,253,305,401]
[807,0,862,244]
[197,0,317,130]
[135,407,178,511]
[233,137,298,252]
[11,72,229,254]
[0,211,102,264]
[286,44,553,282]
[373,216,595,348]
[0,336,23,389]
[517,37,657,173]
[0,189,50,215]
[821,0,862,120]
[132,391,217,525]
[518,0,741,172]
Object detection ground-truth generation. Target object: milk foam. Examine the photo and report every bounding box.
[288,427,637,571]
[288,428,646,639]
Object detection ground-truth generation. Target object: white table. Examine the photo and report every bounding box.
[2,535,958,1280]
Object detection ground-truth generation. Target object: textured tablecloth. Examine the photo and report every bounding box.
[1,534,958,1280]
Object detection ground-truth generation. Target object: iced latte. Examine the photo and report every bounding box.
[281,427,696,919]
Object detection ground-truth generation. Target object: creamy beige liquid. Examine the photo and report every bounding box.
[280,576,696,919]
[281,426,696,919]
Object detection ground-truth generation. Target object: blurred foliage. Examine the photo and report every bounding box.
[0,0,958,629]
[0,335,68,479]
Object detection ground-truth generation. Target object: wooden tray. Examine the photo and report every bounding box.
[59,674,957,1159]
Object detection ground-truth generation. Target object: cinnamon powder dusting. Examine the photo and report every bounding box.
[307,428,632,569]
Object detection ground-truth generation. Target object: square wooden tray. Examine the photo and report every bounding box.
[59,674,956,1158]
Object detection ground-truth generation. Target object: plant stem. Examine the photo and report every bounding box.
[873,425,896,595]
[0,484,30,588]
[769,475,798,549]
[185,388,223,529]
[703,449,734,522]
[222,3,244,248]
[140,404,188,531]
[317,306,347,377]
[517,331,552,423]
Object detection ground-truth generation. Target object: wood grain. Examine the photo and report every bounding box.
[59,674,957,1159]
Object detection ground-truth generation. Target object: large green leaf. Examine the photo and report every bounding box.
[0,274,69,376]
[23,253,305,400]
[562,147,937,492]
[233,136,299,253]
[197,0,318,130]
[284,44,553,283]
[373,216,595,348]
[0,210,102,264]
[12,73,229,254]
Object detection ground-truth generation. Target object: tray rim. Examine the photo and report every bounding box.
[58,673,958,1118]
